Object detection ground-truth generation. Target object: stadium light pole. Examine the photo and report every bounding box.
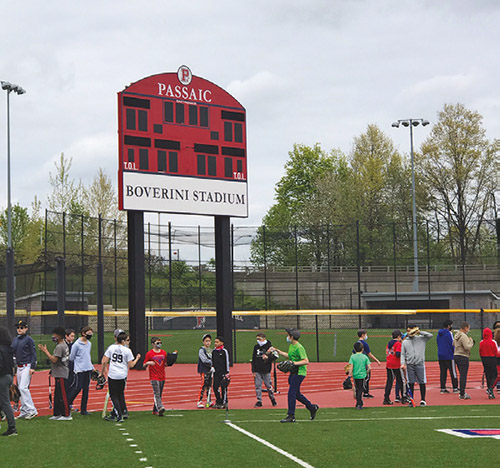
[1,81,26,329]
[391,118,429,293]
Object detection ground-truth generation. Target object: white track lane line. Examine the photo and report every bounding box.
[225,422,315,468]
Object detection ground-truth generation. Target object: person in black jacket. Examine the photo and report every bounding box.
[212,336,230,409]
[0,326,17,436]
[252,333,277,407]
[11,320,37,419]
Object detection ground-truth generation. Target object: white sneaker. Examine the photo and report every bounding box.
[25,412,38,420]
[420,401,427,407]
[57,416,73,421]
[15,414,26,420]
[49,416,61,420]
[197,401,204,408]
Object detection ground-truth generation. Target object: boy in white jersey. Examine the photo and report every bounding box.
[101,333,141,422]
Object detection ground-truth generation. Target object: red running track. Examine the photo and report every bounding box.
[26,361,497,417]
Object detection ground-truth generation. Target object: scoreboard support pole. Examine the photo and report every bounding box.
[128,210,146,367]
[215,215,233,366]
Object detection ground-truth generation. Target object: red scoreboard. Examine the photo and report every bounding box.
[118,66,248,217]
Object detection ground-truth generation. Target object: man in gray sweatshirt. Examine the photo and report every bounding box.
[401,325,433,407]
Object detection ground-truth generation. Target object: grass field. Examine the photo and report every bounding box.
[31,327,485,368]
[2,405,499,467]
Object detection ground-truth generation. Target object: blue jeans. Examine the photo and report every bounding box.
[287,374,313,416]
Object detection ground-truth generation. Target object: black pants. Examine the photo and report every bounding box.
[363,370,371,394]
[0,374,16,431]
[384,368,403,400]
[481,356,498,389]
[213,373,226,406]
[354,379,364,407]
[454,355,469,396]
[54,377,70,417]
[68,370,91,413]
[108,378,127,419]
[439,359,458,390]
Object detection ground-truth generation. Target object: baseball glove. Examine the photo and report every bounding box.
[343,363,351,375]
[90,369,100,381]
[9,384,20,403]
[277,360,297,374]
[265,350,279,362]
[95,374,107,390]
[166,351,178,366]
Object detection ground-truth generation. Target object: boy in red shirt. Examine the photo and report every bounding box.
[383,330,405,405]
[479,328,498,399]
[143,336,167,416]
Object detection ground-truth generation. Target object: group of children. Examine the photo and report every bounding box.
[197,334,230,409]
[5,319,499,436]
[348,321,500,410]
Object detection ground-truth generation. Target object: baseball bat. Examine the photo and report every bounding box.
[102,391,110,418]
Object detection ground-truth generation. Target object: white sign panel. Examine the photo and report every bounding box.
[122,172,248,217]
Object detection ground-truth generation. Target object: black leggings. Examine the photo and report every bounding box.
[108,378,127,419]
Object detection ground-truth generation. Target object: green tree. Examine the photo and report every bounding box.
[84,168,123,221]
[0,204,30,253]
[418,103,499,262]
[251,143,338,267]
[47,152,86,215]
[348,125,410,264]
[0,204,43,264]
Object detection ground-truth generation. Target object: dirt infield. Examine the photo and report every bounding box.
[27,361,496,416]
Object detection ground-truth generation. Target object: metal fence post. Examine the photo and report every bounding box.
[56,256,65,328]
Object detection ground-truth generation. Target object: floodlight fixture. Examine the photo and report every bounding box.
[2,79,25,330]
[391,117,430,293]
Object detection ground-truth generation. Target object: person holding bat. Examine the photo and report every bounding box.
[101,332,141,422]
[197,334,213,408]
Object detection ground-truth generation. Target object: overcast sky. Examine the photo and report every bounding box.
[1,0,499,228]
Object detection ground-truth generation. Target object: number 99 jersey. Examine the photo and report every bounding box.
[105,344,135,380]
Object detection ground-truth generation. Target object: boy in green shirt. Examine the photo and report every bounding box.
[348,341,371,410]
[270,328,319,423]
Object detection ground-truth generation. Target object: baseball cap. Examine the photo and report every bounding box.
[285,328,301,340]
[16,320,28,328]
[114,328,125,338]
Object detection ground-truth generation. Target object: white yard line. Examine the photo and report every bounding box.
[225,422,315,468]
[233,415,500,423]
[115,423,152,467]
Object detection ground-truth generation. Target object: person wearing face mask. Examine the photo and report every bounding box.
[270,328,318,423]
[38,327,71,420]
[67,326,94,415]
[143,336,167,416]
[353,329,380,399]
[251,333,277,408]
